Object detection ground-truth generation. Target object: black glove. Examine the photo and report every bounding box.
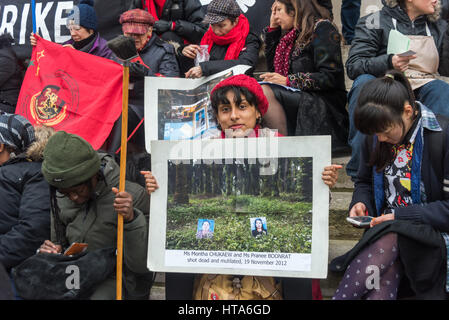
[154,20,172,34]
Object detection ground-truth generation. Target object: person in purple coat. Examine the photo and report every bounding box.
[30,0,113,60]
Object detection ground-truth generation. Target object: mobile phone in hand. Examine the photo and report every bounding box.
[64,242,88,256]
[346,216,374,228]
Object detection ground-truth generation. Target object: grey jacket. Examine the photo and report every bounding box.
[346,0,448,80]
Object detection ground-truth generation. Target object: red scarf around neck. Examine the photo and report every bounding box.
[274,28,298,77]
[200,14,250,61]
[142,0,166,20]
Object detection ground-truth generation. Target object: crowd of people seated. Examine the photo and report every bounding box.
[0,0,449,300]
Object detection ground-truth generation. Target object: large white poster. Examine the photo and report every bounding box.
[147,136,331,279]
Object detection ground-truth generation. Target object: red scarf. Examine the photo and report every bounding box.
[200,14,250,61]
[274,28,298,76]
[142,0,166,20]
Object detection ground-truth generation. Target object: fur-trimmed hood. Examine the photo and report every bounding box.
[25,126,55,161]
[383,0,441,22]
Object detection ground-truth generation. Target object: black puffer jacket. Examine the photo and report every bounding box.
[132,0,207,44]
[178,30,261,77]
[0,156,50,271]
[346,0,448,79]
[129,35,180,111]
[0,34,23,114]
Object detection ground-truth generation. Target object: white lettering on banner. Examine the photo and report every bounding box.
[19,4,30,44]
[0,2,74,44]
[0,5,18,36]
[199,0,257,13]
[166,250,311,272]
[35,2,53,40]
[54,2,74,43]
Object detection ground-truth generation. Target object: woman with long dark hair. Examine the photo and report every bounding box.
[260,0,349,154]
[331,70,449,300]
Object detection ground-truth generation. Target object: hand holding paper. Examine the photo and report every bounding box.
[387,29,417,72]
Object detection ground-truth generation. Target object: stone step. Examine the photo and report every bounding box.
[320,239,358,299]
[332,155,354,190]
[149,237,361,300]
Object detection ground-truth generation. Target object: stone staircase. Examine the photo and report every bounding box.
[148,0,388,300]
[147,155,361,300]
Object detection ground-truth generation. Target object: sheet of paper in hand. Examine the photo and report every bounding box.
[387,29,411,56]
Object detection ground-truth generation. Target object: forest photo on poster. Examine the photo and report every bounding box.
[166,157,313,254]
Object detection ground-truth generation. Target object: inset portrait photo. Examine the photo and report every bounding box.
[250,217,268,237]
[196,219,214,239]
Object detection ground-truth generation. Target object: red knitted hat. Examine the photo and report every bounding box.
[210,74,269,116]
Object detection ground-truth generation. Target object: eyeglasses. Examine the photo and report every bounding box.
[56,183,88,199]
[124,33,146,39]
[66,20,82,31]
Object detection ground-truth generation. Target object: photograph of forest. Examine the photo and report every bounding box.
[166,157,313,254]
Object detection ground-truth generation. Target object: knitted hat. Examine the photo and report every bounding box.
[210,74,269,116]
[120,9,155,35]
[74,0,97,31]
[0,113,35,153]
[42,131,100,189]
[203,0,242,24]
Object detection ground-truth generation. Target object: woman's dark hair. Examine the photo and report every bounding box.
[228,16,238,24]
[254,218,266,230]
[210,85,264,129]
[277,0,333,46]
[354,70,418,171]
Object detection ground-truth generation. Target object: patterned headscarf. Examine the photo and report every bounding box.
[0,112,35,153]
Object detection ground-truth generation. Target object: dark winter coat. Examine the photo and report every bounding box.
[133,0,207,44]
[178,30,261,77]
[346,0,449,79]
[129,35,180,117]
[262,20,349,151]
[0,35,23,114]
[0,155,50,271]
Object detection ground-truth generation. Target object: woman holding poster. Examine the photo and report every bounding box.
[144,74,342,299]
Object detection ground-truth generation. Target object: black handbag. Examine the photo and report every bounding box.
[11,194,117,300]
[11,247,116,300]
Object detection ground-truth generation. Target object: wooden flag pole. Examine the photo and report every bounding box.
[116,61,129,300]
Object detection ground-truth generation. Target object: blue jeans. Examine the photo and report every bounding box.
[346,77,449,179]
[341,0,361,44]
[346,74,375,179]
[415,80,449,118]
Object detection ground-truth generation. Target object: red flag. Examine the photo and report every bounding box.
[16,35,123,150]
